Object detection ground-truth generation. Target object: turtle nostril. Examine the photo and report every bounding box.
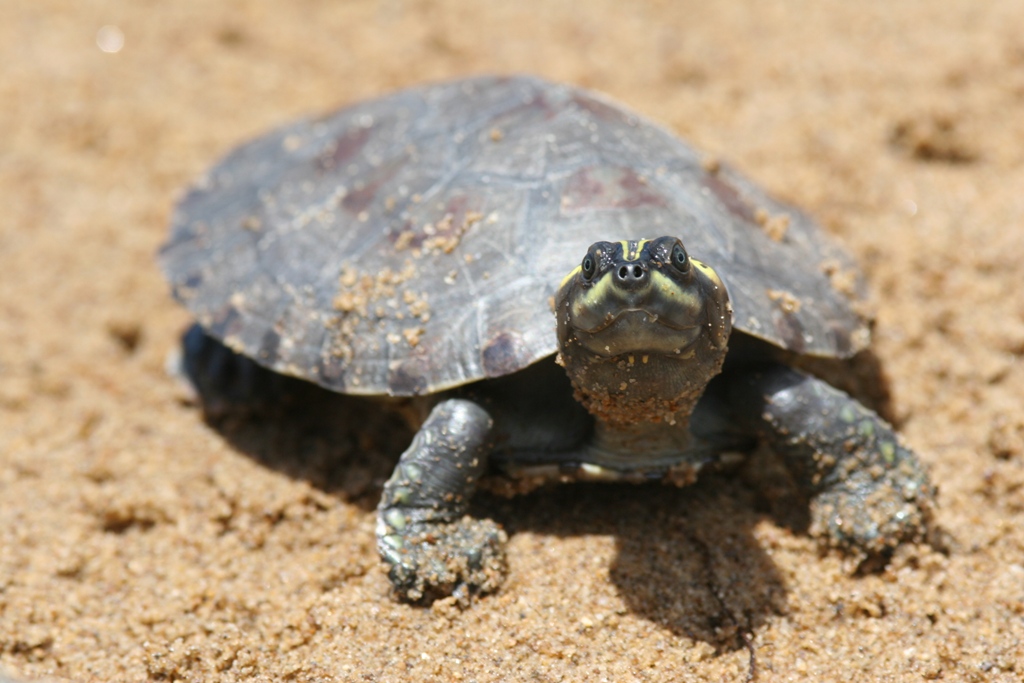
[616,264,647,283]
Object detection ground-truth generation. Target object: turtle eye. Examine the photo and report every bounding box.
[670,243,690,273]
[581,253,597,280]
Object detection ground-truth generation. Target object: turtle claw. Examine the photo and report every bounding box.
[810,468,934,562]
[379,516,508,604]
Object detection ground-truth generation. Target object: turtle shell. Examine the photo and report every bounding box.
[160,75,870,397]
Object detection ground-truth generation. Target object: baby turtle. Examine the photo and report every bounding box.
[161,75,934,602]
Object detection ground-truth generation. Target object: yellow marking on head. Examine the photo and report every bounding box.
[691,259,723,289]
[573,270,620,317]
[650,270,699,308]
[621,239,649,261]
[559,264,582,289]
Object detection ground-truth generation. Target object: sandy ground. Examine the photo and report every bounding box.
[3,1,1024,681]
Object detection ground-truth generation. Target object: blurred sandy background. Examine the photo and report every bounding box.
[2,1,1024,680]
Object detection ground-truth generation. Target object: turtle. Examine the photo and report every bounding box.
[161,74,934,603]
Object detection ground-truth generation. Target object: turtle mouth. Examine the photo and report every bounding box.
[582,306,700,335]
[571,308,705,357]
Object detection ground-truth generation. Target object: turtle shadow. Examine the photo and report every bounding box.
[194,376,411,512]
[196,376,793,653]
[485,475,792,654]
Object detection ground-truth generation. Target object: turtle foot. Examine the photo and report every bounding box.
[810,464,934,562]
[378,516,508,604]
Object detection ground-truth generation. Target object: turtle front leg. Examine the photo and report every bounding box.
[728,365,934,558]
[377,398,507,603]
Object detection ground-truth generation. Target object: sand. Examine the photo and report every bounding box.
[2,1,1024,681]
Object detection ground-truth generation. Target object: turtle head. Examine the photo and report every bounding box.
[555,237,732,425]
